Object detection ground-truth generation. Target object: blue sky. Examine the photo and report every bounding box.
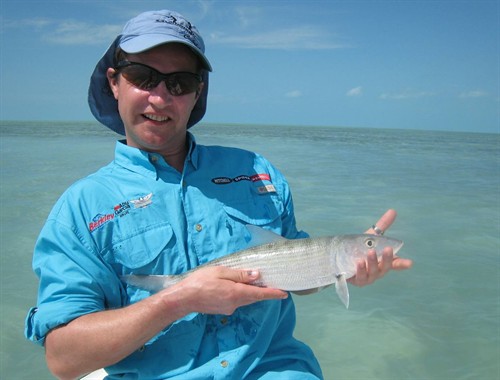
[1,0,498,133]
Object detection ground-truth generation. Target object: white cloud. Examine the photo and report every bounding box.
[285,90,302,98]
[459,90,488,98]
[4,17,121,45]
[233,5,262,28]
[379,90,435,100]
[209,26,347,50]
[43,21,122,45]
[1,17,52,33]
[347,86,363,96]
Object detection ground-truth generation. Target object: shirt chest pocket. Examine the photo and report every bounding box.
[223,194,284,230]
[103,222,175,270]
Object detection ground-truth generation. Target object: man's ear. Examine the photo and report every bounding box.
[195,82,205,100]
[106,68,119,100]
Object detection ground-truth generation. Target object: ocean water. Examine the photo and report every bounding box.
[1,121,499,379]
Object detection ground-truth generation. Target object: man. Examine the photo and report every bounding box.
[25,10,412,380]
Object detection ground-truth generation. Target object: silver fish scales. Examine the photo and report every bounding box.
[123,226,404,308]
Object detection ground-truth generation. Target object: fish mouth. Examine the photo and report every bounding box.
[364,235,404,255]
[392,239,404,255]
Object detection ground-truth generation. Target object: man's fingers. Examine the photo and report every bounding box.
[391,257,414,270]
[366,209,397,234]
[366,250,380,277]
[213,267,260,284]
[211,267,288,299]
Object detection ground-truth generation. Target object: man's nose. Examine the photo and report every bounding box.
[148,81,173,107]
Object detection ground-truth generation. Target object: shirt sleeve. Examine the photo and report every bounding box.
[25,202,124,346]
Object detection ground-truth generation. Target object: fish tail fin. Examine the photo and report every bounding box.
[335,273,350,309]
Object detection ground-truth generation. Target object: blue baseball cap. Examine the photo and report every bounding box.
[88,10,212,135]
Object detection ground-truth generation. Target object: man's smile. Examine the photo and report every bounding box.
[143,114,170,122]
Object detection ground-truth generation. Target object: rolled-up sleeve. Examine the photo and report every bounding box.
[25,209,122,346]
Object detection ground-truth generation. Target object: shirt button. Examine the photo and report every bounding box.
[220,360,229,368]
[195,224,203,232]
[220,317,229,325]
[151,156,158,163]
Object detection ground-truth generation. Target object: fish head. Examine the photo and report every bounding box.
[333,234,404,278]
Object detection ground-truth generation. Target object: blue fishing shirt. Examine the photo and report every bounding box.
[25,133,323,379]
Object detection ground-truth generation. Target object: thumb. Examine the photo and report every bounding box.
[236,269,260,284]
[214,266,260,284]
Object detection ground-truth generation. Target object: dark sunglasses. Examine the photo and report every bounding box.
[114,61,202,96]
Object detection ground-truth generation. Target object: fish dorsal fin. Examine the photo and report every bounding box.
[245,225,286,248]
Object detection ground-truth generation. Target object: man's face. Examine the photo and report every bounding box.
[107,43,202,157]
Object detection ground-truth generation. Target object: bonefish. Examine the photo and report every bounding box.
[123,225,404,308]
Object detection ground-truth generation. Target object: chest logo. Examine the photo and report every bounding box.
[89,213,115,232]
[130,193,153,208]
[211,173,271,185]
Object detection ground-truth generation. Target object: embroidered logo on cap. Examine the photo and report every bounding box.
[155,15,201,49]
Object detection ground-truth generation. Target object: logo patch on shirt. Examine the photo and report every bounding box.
[251,174,271,182]
[211,173,271,185]
[257,184,277,194]
[89,213,115,232]
[212,177,232,185]
[114,202,131,217]
[130,193,153,209]
[233,175,251,182]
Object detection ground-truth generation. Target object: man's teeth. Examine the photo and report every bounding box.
[144,114,169,122]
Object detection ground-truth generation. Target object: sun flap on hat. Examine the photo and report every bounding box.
[88,10,212,135]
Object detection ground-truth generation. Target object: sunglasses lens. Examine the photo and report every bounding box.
[118,63,200,95]
[166,73,200,96]
[120,65,159,90]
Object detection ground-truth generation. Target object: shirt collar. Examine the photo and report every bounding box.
[113,132,199,178]
[187,132,200,170]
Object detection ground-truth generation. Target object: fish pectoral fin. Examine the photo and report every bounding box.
[245,225,286,248]
[121,274,178,292]
[335,273,350,309]
[292,285,332,296]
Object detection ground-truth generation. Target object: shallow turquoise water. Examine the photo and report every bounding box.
[1,121,499,379]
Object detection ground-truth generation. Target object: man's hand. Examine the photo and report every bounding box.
[348,209,413,287]
[168,266,288,316]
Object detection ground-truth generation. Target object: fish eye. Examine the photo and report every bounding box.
[365,238,376,248]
